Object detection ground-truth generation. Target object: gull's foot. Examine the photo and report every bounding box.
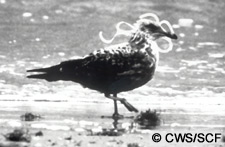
[112,113,124,119]
[120,99,139,112]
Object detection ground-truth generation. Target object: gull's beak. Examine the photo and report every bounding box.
[164,32,178,40]
[152,25,178,40]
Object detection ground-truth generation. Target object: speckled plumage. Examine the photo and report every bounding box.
[28,32,156,93]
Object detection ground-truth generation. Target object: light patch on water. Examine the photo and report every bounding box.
[197,65,209,69]
[30,61,44,67]
[194,32,199,36]
[70,56,83,60]
[35,38,41,42]
[0,80,5,83]
[165,124,225,129]
[148,87,183,95]
[184,89,215,97]
[197,42,222,47]
[178,41,184,45]
[157,66,180,73]
[213,29,218,33]
[194,24,204,30]
[0,0,5,4]
[181,59,208,66]
[178,18,194,27]
[207,63,218,68]
[55,9,63,14]
[175,47,185,52]
[189,46,197,51]
[30,18,35,22]
[171,85,180,88]
[21,84,50,97]
[43,54,50,59]
[197,78,209,82]
[16,60,26,67]
[0,55,6,58]
[22,12,32,18]
[179,33,185,38]
[162,111,225,116]
[8,40,17,44]
[172,24,180,29]
[42,15,49,20]
[79,120,97,127]
[65,120,100,129]
[0,65,23,76]
[170,123,181,127]
[31,123,70,131]
[179,77,186,80]
[63,119,79,125]
[8,120,22,127]
[75,127,86,133]
[58,52,65,56]
[91,126,103,134]
[208,53,224,58]
[214,67,225,74]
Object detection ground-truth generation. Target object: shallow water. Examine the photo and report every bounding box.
[0,0,225,135]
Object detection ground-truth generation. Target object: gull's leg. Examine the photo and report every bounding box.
[113,99,119,115]
[112,99,123,119]
[105,94,139,114]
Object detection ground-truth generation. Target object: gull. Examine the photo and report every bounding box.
[27,13,177,118]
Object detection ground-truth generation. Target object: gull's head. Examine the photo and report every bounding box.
[135,19,178,40]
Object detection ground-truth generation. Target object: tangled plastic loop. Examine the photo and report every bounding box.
[99,13,175,53]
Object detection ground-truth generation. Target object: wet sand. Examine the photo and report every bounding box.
[0,95,224,147]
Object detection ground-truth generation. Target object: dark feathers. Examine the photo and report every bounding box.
[27,44,156,94]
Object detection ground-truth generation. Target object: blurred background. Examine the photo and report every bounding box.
[0,0,225,130]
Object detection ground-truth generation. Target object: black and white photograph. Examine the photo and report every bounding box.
[0,0,224,146]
